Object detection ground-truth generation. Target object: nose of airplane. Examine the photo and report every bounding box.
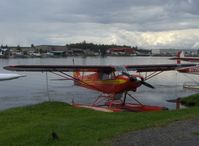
[130,75,154,89]
[127,75,154,92]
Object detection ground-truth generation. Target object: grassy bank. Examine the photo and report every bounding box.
[0,102,199,146]
[181,93,199,107]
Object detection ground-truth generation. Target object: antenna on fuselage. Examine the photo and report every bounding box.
[176,51,184,64]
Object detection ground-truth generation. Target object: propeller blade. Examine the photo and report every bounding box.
[122,71,154,89]
[122,72,137,81]
[140,80,155,89]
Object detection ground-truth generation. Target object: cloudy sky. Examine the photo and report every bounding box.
[0,0,199,49]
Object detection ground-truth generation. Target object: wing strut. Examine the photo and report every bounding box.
[127,93,143,106]
[50,71,102,92]
[143,71,163,80]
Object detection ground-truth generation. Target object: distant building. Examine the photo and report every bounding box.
[108,47,136,56]
[35,45,68,52]
[151,49,177,56]
[151,49,199,56]
[68,48,85,56]
[136,49,152,56]
[47,51,66,57]
[8,46,31,58]
[0,48,9,58]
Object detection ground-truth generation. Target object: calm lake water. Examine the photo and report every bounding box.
[0,56,198,110]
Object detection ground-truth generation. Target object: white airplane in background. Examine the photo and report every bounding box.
[170,51,199,74]
[0,73,25,81]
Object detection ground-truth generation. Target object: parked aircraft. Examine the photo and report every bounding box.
[4,63,196,112]
[171,51,199,75]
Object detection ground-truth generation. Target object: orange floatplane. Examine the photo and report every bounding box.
[4,63,197,112]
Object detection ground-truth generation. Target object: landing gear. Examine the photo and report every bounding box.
[122,91,143,106]
[90,92,167,112]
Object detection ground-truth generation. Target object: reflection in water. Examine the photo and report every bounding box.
[0,57,198,110]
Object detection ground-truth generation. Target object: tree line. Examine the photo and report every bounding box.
[66,41,137,56]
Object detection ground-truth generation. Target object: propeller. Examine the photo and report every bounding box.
[139,80,154,89]
[122,71,154,89]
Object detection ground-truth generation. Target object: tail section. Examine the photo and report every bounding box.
[176,51,184,64]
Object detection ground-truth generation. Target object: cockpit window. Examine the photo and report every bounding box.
[99,72,115,80]
[114,66,128,76]
[99,66,130,80]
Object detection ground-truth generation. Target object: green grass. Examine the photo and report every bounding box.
[181,93,199,107]
[0,102,199,146]
[192,132,199,136]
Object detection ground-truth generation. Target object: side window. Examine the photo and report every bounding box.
[109,72,115,79]
[99,72,115,80]
[102,73,109,80]
[114,66,127,77]
[114,71,122,76]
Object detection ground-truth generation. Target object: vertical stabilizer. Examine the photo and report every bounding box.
[176,51,184,64]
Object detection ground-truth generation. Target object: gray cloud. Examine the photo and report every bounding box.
[0,0,199,49]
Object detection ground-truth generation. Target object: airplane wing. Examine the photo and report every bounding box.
[170,51,199,63]
[3,65,115,73]
[125,64,197,72]
[170,57,199,62]
[0,73,25,81]
[4,64,197,73]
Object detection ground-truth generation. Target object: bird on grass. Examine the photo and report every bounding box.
[51,131,59,140]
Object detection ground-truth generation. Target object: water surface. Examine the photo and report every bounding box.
[0,56,198,110]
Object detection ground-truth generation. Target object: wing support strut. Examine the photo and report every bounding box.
[143,71,163,80]
[50,71,102,92]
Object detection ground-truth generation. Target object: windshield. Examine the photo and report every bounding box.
[114,66,129,76]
